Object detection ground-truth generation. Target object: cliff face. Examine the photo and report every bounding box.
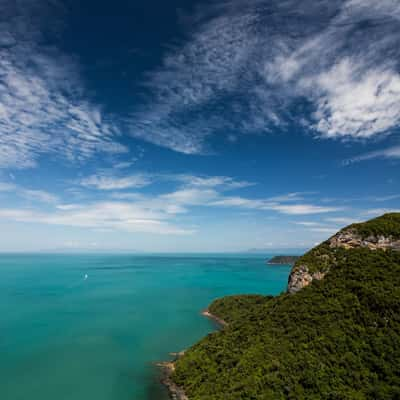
[288,213,400,294]
[329,230,400,251]
[287,265,326,294]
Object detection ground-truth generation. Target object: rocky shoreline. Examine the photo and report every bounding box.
[201,309,228,327]
[157,309,227,400]
[156,359,188,400]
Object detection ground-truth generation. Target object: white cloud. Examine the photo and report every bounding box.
[162,187,214,202]
[268,192,311,202]
[80,174,151,190]
[310,227,338,234]
[0,202,193,235]
[0,1,126,169]
[344,145,400,165]
[0,181,58,203]
[210,197,264,209]
[293,221,323,227]
[268,204,341,215]
[294,217,363,231]
[109,193,144,201]
[364,208,400,217]
[0,174,344,236]
[0,182,16,191]
[114,161,136,169]
[129,8,260,153]
[175,175,254,190]
[309,60,400,138]
[127,0,400,152]
[370,194,400,202]
[19,189,58,204]
[56,204,83,211]
[78,172,252,192]
[209,195,341,215]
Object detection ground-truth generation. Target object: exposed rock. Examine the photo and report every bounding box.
[169,351,186,358]
[287,265,326,294]
[201,309,228,327]
[329,230,400,251]
[156,360,189,400]
[288,226,400,294]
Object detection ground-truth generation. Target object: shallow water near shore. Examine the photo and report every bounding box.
[0,253,291,400]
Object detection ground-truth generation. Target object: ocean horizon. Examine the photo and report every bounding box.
[0,253,292,400]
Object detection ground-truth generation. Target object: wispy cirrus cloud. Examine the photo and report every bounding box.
[0,202,193,235]
[364,208,400,217]
[0,181,58,203]
[78,171,253,192]
[343,145,400,165]
[171,174,254,190]
[128,0,400,153]
[0,0,126,169]
[309,227,338,234]
[79,173,152,191]
[293,221,323,227]
[210,197,341,215]
[0,174,343,236]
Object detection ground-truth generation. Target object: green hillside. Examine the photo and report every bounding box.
[171,214,400,400]
[346,213,400,239]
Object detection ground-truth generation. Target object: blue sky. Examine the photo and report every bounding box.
[0,0,399,252]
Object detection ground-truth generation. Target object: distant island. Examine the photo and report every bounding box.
[267,255,300,265]
[162,213,400,399]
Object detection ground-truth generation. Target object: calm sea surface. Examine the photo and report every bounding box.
[0,254,291,400]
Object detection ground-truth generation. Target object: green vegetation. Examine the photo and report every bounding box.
[290,213,400,276]
[208,295,273,324]
[291,241,342,274]
[172,214,400,400]
[267,255,300,265]
[348,213,400,239]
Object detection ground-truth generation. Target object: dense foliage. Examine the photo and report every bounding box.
[348,213,400,239]
[209,295,273,324]
[173,246,400,399]
[292,241,341,274]
[291,213,400,275]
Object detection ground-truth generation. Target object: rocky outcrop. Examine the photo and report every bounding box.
[329,230,400,251]
[288,223,400,294]
[157,359,189,400]
[287,265,326,294]
[201,310,228,327]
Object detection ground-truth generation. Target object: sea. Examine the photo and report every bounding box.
[0,253,292,400]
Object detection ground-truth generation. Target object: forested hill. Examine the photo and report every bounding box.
[288,212,400,293]
[171,213,400,400]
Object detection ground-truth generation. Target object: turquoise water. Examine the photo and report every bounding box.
[0,254,291,400]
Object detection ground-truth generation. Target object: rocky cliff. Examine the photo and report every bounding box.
[288,213,400,293]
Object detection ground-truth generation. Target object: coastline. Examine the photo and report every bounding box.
[158,309,227,399]
[201,309,228,327]
[156,360,188,400]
